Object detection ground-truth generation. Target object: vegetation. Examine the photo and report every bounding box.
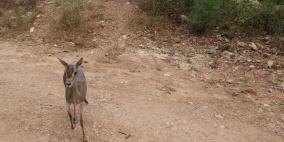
[189,0,223,33]
[0,0,37,31]
[138,0,284,35]
[57,0,82,30]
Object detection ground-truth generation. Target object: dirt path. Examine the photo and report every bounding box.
[0,0,283,142]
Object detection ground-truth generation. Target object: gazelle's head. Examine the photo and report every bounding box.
[57,58,83,88]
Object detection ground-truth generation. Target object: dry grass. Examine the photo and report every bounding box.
[0,0,37,32]
[47,0,97,48]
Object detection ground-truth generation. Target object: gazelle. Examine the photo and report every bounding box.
[57,57,88,142]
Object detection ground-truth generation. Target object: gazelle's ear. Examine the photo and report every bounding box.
[57,57,68,68]
[76,57,83,68]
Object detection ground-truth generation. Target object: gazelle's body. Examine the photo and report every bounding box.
[64,68,87,104]
[58,57,88,142]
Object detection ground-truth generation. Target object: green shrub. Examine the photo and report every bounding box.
[189,0,224,33]
[138,0,283,35]
[226,0,284,34]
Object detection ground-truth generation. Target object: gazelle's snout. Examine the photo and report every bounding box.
[65,79,73,87]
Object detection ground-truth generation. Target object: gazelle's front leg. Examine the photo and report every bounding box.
[80,103,87,142]
[73,104,78,125]
[66,103,74,129]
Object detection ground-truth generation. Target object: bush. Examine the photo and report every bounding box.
[138,0,224,33]
[224,0,284,34]
[58,0,82,30]
[189,0,224,33]
[138,0,283,35]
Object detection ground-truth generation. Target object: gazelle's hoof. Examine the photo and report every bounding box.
[73,117,78,124]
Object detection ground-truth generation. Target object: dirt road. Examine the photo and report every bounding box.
[0,0,283,142]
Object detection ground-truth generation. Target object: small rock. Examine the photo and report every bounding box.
[224,38,230,43]
[246,58,252,62]
[208,46,217,54]
[215,114,224,119]
[249,65,255,69]
[222,51,234,58]
[30,27,35,33]
[256,59,261,63]
[179,15,190,23]
[187,102,194,105]
[227,79,234,84]
[68,42,75,46]
[264,36,270,41]
[98,21,105,28]
[232,92,240,96]
[263,103,270,107]
[173,37,181,43]
[249,42,258,51]
[220,125,225,129]
[267,60,274,68]
[237,41,246,47]
[164,73,170,77]
[122,35,128,39]
[268,89,273,93]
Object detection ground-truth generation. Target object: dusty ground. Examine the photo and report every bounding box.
[0,0,283,142]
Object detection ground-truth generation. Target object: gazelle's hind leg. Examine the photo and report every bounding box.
[66,103,74,129]
[80,103,87,142]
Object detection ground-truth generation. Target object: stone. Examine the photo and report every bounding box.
[122,35,128,39]
[30,27,35,33]
[264,36,270,41]
[263,103,270,107]
[164,73,171,77]
[180,15,190,23]
[208,46,217,54]
[249,65,255,69]
[215,114,224,119]
[267,60,274,68]
[237,41,246,47]
[222,51,234,58]
[98,21,105,28]
[249,42,258,51]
